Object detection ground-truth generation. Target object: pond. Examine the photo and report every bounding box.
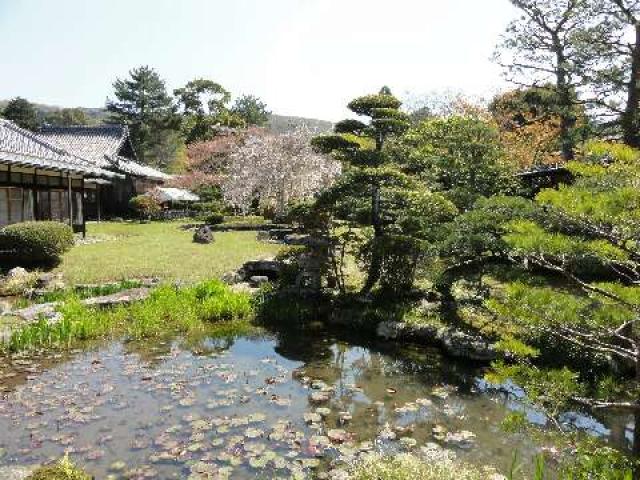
[0,321,627,479]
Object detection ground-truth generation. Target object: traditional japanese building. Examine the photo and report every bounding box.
[38,124,171,219]
[0,119,119,232]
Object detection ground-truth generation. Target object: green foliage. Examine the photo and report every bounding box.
[2,97,39,130]
[400,116,516,210]
[107,66,179,165]
[26,454,91,480]
[487,362,584,416]
[5,279,254,353]
[230,94,270,127]
[0,221,74,266]
[174,78,238,143]
[129,194,161,220]
[347,453,484,480]
[205,212,225,225]
[559,441,634,480]
[43,108,90,127]
[357,235,423,295]
[439,196,540,261]
[348,93,403,116]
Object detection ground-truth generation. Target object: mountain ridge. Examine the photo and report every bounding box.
[0,100,333,133]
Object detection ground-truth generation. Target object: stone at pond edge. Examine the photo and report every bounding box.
[376,321,497,362]
[249,276,270,287]
[193,225,215,244]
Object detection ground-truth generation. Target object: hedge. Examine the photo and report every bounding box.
[0,221,74,266]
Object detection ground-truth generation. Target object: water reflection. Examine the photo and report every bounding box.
[0,324,629,479]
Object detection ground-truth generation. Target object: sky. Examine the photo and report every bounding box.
[0,0,520,121]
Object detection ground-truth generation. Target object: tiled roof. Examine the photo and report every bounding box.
[114,157,172,181]
[153,187,200,202]
[0,119,119,177]
[38,125,171,181]
[39,124,127,168]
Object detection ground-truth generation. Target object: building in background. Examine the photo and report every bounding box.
[0,119,119,233]
[38,125,171,219]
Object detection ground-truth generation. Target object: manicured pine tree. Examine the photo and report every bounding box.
[312,87,412,293]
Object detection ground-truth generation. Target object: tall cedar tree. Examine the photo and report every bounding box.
[494,0,589,160]
[107,66,178,164]
[2,97,39,131]
[312,87,411,293]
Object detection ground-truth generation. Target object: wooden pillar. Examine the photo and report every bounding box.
[33,169,39,220]
[67,172,73,228]
[97,184,102,223]
[81,177,86,238]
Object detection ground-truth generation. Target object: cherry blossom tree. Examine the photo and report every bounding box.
[222,127,341,215]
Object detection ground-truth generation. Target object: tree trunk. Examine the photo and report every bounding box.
[554,36,576,161]
[623,24,640,148]
[361,135,384,295]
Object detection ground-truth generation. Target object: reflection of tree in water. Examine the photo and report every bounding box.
[121,333,236,367]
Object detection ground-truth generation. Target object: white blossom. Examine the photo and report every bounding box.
[222,126,341,214]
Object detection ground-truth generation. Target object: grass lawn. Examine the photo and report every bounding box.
[55,221,283,284]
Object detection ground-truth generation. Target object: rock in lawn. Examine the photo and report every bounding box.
[193,226,215,244]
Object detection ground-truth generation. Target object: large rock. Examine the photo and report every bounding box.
[193,226,215,244]
[8,287,151,323]
[0,267,37,296]
[376,321,496,362]
[249,275,270,287]
[240,259,282,281]
[82,287,151,307]
[7,267,29,279]
[35,272,64,291]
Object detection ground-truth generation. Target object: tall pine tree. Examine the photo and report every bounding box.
[107,66,178,165]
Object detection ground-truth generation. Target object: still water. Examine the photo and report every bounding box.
[0,322,617,479]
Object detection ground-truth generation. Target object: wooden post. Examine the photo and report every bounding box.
[81,177,86,238]
[97,183,102,223]
[67,173,73,228]
[33,169,39,220]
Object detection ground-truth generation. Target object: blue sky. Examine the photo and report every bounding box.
[0,0,519,121]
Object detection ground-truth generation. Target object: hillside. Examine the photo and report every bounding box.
[0,101,332,133]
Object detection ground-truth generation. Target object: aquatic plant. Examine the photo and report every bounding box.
[5,279,254,353]
[347,453,485,480]
[26,453,91,480]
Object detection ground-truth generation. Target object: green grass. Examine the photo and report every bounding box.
[55,221,282,284]
[6,279,256,353]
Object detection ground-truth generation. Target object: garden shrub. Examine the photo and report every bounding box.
[129,194,161,220]
[358,235,422,296]
[0,221,74,266]
[205,212,225,225]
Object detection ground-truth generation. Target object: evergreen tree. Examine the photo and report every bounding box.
[43,108,90,127]
[482,141,640,474]
[173,79,239,143]
[106,66,178,164]
[231,94,271,127]
[494,0,591,160]
[312,87,456,294]
[2,97,39,131]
